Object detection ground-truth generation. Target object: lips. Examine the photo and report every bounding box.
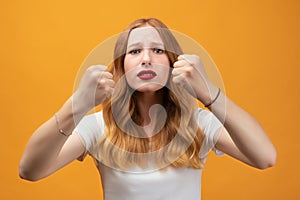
[137,70,157,80]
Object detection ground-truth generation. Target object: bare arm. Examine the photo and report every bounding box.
[173,55,277,169]
[208,87,277,169]
[19,98,86,181]
[19,65,114,181]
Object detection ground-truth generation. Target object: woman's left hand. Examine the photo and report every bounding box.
[172,54,218,105]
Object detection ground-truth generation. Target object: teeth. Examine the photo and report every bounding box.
[138,71,157,78]
[139,73,155,77]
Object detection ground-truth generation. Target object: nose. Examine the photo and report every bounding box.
[141,49,151,66]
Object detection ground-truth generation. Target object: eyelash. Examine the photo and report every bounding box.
[153,48,165,54]
[128,49,141,54]
[128,48,165,55]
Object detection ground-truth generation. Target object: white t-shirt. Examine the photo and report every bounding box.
[74,108,223,200]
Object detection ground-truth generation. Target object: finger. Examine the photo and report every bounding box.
[172,75,184,84]
[178,55,193,65]
[104,79,115,87]
[105,88,115,98]
[87,66,110,79]
[101,71,113,79]
[172,68,182,76]
[178,54,190,61]
[98,78,115,88]
[173,60,188,68]
[177,55,185,60]
[90,65,107,71]
[172,75,196,96]
[172,66,193,76]
[86,65,107,73]
[99,87,114,98]
[92,71,110,83]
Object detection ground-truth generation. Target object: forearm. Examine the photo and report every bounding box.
[19,96,87,180]
[204,86,277,168]
[172,54,276,168]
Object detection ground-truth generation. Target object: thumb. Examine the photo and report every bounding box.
[178,55,192,64]
[91,64,108,71]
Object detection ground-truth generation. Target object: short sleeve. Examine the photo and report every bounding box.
[74,112,105,161]
[194,108,224,158]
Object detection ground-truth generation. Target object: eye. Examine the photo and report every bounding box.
[128,49,141,55]
[153,48,165,54]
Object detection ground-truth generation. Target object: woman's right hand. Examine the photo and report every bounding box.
[73,65,115,114]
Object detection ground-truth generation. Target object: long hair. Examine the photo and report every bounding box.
[94,18,205,170]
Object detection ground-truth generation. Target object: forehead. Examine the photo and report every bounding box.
[127,26,163,47]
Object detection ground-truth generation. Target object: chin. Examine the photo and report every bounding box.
[134,84,165,93]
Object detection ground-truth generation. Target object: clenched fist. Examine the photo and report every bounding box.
[72,65,115,113]
[172,54,218,106]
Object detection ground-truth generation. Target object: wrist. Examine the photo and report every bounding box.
[70,93,91,118]
[54,97,87,135]
[197,82,219,106]
[204,88,221,108]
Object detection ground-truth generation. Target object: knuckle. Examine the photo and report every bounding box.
[87,65,96,72]
[103,87,112,96]
[111,80,115,87]
[185,67,193,76]
[106,86,112,92]
[99,79,107,87]
[172,76,179,84]
[93,71,102,79]
[100,79,105,85]
[194,55,202,63]
[172,69,179,75]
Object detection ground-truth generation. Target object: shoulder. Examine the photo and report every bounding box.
[74,111,106,151]
[194,108,221,132]
[76,111,105,131]
[195,108,224,157]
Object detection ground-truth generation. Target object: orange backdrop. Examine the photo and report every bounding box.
[1,0,299,199]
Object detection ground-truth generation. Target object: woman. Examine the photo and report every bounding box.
[19,18,276,200]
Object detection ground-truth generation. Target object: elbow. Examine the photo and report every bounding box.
[255,149,277,170]
[18,164,41,182]
[256,159,276,170]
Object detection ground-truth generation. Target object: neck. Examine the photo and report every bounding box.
[135,90,164,126]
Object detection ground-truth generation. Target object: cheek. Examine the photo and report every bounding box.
[124,55,140,73]
[123,56,132,73]
[161,58,171,79]
[162,68,171,83]
[123,56,136,85]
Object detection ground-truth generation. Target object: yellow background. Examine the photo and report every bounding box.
[1,0,299,199]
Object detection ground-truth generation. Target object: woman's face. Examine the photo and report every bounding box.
[124,25,170,93]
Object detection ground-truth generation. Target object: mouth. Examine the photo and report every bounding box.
[137,70,157,80]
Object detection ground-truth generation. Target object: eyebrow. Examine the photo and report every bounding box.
[127,42,164,49]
